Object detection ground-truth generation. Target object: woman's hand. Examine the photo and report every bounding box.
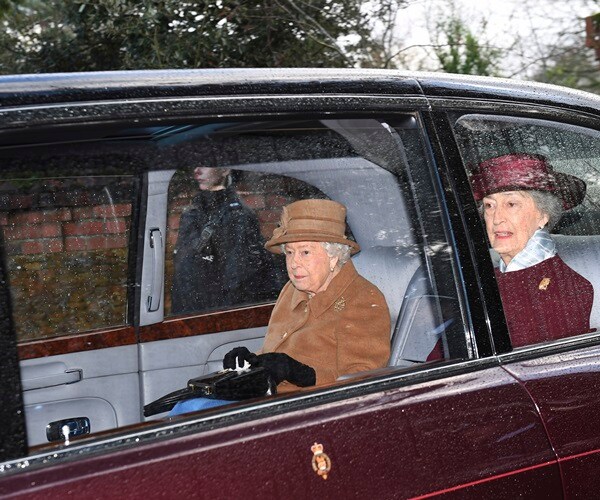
[223,346,258,370]
[256,353,316,387]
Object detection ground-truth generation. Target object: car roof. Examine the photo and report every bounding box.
[0,69,599,114]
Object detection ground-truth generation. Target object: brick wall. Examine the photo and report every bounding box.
[0,178,133,342]
[2,203,131,257]
[2,171,324,339]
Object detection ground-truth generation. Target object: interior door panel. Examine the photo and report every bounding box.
[20,345,139,447]
[139,326,267,416]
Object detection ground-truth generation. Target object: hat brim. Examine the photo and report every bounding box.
[265,232,360,255]
[471,170,586,210]
[554,172,586,210]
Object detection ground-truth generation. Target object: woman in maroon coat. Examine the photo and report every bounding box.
[470,153,594,347]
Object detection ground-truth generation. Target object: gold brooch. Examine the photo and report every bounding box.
[311,442,331,480]
[539,278,551,290]
[334,297,346,312]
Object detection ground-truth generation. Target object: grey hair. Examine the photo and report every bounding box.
[280,242,352,268]
[528,191,563,231]
[478,190,564,231]
[321,242,352,268]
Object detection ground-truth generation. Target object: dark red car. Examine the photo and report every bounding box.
[1,69,600,498]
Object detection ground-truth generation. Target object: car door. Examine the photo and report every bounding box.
[443,103,600,497]
[0,70,562,498]
[0,141,142,447]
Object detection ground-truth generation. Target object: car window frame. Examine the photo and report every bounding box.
[0,94,491,470]
[431,99,600,360]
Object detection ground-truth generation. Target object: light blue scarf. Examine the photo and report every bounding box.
[499,229,556,273]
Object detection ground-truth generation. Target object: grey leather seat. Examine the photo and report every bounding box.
[352,247,451,366]
[553,235,600,330]
[352,246,421,336]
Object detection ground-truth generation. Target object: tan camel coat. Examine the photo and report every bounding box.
[261,260,391,393]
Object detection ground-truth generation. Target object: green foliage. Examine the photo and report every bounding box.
[0,0,394,73]
[534,47,600,95]
[590,12,600,32]
[434,16,501,76]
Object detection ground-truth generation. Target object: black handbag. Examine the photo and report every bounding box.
[188,366,276,400]
[143,367,276,417]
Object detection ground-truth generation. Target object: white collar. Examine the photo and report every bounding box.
[499,229,556,273]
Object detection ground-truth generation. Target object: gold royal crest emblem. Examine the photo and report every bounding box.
[311,442,332,480]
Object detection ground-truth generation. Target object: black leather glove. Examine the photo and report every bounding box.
[255,353,316,387]
[223,346,258,370]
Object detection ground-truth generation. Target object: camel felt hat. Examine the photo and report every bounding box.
[265,199,360,254]
[470,153,586,210]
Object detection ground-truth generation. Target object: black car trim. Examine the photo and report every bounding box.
[0,231,27,462]
[497,331,600,365]
[0,95,429,137]
[427,97,600,131]
[420,110,502,356]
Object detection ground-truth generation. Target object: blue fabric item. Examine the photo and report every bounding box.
[169,397,234,416]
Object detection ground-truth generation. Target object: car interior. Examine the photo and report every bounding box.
[454,113,600,333]
[12,109,600,449]
[8,117,465,446]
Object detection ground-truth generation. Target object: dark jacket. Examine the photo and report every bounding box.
[171,186,285,314]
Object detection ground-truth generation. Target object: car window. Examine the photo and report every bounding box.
[2,115,470,458]
[157,118,470,363]
[453,114,600,235]
[0,171,135,341]
[453,113,600,347]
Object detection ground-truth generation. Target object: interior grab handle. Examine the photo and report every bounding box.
[21,362,83,391]
[147,228,163,312]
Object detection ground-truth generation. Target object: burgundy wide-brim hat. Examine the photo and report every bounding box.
[470,153,586,210]
[265,199,360,255]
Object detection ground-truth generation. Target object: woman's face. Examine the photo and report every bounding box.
[482,191,549,265]
[284,241,339,295]
[193,167,230,191]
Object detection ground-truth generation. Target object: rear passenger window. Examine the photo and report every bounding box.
[4,116,471,454]
[162,118,470,364]
[0,171,135,341]
[453,114,600,346]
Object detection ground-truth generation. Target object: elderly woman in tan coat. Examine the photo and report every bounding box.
[239,198,392,392]
[169,199,390,415]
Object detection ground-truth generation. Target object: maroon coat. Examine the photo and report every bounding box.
[495,255,594,348]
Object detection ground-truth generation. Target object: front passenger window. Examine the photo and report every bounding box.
[454,114,600,347]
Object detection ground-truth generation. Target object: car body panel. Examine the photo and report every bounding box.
[502,342,600,498]
[0,365,560,499]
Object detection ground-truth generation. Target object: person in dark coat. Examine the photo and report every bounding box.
[470,153,594,347]
[171,167,285,315]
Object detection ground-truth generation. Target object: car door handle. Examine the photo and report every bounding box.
[147,228,163,312]
[21,362,83,391]
[46,417,90,443]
